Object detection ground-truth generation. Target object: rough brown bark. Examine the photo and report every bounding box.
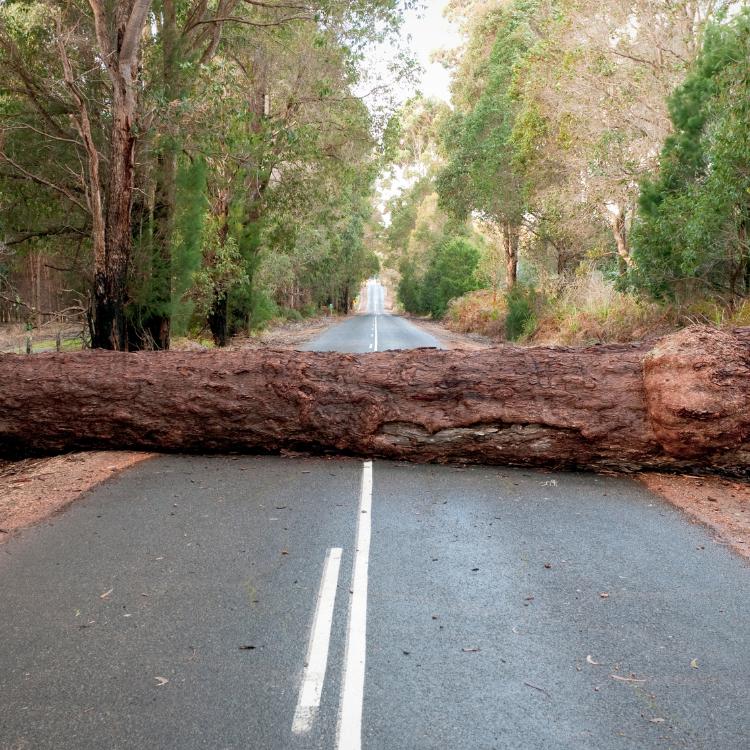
[1,326,748,475]
[89,0,153,350]
[503,222,519,287]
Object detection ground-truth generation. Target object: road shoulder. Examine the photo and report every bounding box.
[401,314,493,350]
[640,473,750,560]
[0,452,153,541]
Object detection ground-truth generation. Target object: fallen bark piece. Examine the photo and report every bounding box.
[0,325,748,475]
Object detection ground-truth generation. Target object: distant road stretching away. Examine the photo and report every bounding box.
[1,280,748,749]
[300,278,442,353]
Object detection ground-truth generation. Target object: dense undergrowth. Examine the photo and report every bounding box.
[444,272,750,346]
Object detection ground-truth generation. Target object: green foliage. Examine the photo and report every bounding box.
[191,216,249,319]
[397,258,424,314]
[425,238,481,317]
[0,0,409,343]
[170,158,208,335]
[504,284,536,341]
[631,9,750,301]
[397,236,480,318]
[436,0,538,226]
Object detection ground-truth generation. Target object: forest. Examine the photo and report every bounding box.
[1,0,749,350]
[387,0,750,344]
[0,0,399,349]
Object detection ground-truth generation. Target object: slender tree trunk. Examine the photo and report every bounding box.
[93,77,135,350]
[208,193,231,347]
[88,0,152,350]
[503,222,519,287]
[608,204,632,273]
[143,0,179,350]
[208,292,229,347]
[738,221,749,294]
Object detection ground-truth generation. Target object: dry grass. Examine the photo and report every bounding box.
[446,290,508,338]
[530,272,675,346]
[446,272,686,346]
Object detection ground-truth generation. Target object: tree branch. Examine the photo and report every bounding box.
[5,226,90,246]
[0,153,88,213]
[187,12,312,30]
[120,0,153,66]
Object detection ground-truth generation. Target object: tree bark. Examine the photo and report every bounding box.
[607,204,633,273]
[503,222,519,287]
[1,326,748,475]
[89,0,153,350]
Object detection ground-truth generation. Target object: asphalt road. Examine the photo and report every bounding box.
[1,281,749,750]
[300,279,442,353]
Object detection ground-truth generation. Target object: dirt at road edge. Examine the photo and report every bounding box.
[639,473,750,561]
[0,452,154,542]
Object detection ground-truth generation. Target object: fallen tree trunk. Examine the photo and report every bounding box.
[1,326,748,475]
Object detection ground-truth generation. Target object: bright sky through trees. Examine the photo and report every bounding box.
[401,1,460,102]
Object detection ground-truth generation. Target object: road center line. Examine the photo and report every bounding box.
[336,461,373,750]
[291,547,343,735]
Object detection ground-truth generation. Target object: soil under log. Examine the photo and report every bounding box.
[1,325,748,475]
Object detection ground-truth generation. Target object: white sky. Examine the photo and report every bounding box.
[362,1,462,217]
[400,0,460,103]
[356,0,460,109]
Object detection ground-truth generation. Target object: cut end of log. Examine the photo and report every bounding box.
[644,326,750,459]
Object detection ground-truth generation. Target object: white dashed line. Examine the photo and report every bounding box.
[292,547,343,735]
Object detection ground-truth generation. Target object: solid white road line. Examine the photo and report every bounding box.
[336,461,373,750]
[292,547,344,735]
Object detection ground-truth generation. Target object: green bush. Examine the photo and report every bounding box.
[246,289,279,331]
[397,259,425,314]
[427,238,481,317]
[281,307,303,322]
[505,284,536,341]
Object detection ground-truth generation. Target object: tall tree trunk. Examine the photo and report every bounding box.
[503,222,519,287]
[93,78,135,350]
[208,193,231,347]
[88,0,152,350]
[208,292,229,347]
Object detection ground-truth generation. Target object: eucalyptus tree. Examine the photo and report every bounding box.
[509,0,722,272]
[1,0,411,348]
[436,0,539,288]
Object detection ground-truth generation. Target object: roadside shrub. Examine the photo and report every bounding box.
[680,298,750,328]
[246,289,279,331]
[531,271,672,345]
[505,285,537,341]
[423,238,481,318]
[447,290,507,337]
[280,307,303,322]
